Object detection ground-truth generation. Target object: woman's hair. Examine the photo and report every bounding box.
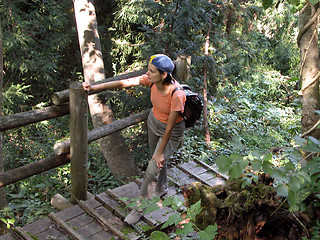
[158,64,176,85]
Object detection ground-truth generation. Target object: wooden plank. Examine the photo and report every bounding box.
[94,205,112,218]
[48,212,85,240]
[198,172,225,187]
[198,171,216,181]
[76,221,103,239]
[84,197,102,209]
[178,161,207,175]
[22,217,52,235]
[79,200,127,240]
[13,226,34,240]
[167,167,196,187]
[95,192,126,219]
[207,177,225,187]
[56,205,84,221]
[67,212,93,229]
[89,230,113,240]
[0,234,16,240]
[143,205,175,226]
[193,159,229,180]
[95,193,142,240]
[177,162,213,186]
[107,182,140,201]
[36,226,70,240]
[107,183,158,227]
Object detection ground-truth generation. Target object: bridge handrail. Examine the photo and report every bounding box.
[51,69,146,105]
[0,79,150,192]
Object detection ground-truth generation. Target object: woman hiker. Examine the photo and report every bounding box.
[83,54,186,224]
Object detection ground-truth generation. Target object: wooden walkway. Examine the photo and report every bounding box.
[0,160,227,240]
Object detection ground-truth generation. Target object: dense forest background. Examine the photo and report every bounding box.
[0,0,319,238]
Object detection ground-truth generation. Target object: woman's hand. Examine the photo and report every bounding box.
[82,81,92,92]
[152,153,165,169]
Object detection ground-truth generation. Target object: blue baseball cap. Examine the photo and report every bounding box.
[149,54,175,74]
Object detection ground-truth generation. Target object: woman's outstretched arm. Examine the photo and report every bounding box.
[82,74,145,92]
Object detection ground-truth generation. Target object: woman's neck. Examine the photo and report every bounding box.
[156,82,173,96]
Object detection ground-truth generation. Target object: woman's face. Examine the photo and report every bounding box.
[147,63,165,84]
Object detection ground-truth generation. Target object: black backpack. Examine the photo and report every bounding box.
[172,84,203,128]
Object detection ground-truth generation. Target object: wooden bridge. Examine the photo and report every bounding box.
[0,160,226,240]
[0,2,219,239]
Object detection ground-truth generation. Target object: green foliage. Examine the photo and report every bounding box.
[215,135,320,212]
[0,207,16,229]
[2,84,33,114]
[128,196,217,239]
[1,0,78,111]
[303,220,320,240]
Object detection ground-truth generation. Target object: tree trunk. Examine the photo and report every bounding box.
[0,20,8,234]
[298,3,320,139]
[73,0,140,181]
[203,19,211,145]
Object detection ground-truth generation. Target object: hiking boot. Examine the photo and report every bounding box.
[152,186,168,198]
[124,209,143,225]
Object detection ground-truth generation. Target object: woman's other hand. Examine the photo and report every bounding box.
[153,153,165,169]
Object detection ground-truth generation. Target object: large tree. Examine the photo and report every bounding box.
[0,19,8,234]
[298,2,320,139]
[72,0,140,181]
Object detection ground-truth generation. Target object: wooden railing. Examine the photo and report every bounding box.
[0,70,149,203]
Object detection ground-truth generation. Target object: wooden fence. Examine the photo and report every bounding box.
[0,69,149,203]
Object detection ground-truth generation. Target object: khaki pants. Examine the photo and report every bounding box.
[139,109,185,198]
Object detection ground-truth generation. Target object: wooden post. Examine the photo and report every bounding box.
[70,81,88,203]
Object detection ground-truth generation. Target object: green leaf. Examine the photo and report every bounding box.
[252,160,262,171]
[187,200,202,219]
[262,0,273,9]
[252,174,259,183]
[230,153,244,162]
[263,153,273,162]
[239,159,249,169]
[287,190,297,206]
[230,164,243,179]
[149,231,170,240]
[276,184,288,197]
[216,156,232,173]
[175,222,194,236]
[162,196,184,211]
[271,169,287,182]
[303,159,320,175]
[288,176,301,193]
[302,142,320,153]
[144,203,159,213]
[262,161,274,175]
[198,224,218,240]
[241,177,252,188]
[161,213,182,229]
[284,161,296,172]
[230,136,246,151]
[307,136,320,145]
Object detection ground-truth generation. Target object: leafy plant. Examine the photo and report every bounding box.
[0,207,16,229]
[127,196,218,239]
[215,135,320,212]
[303,220,320,240]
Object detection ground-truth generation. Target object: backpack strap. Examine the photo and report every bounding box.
[171,86,183,96]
